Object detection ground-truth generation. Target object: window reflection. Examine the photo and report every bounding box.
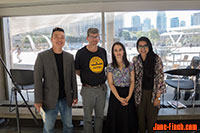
[105,11,200,71]
[8,13,101,66]
[5,10,200,103]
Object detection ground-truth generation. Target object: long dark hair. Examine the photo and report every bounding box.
[136,36,153,52]
[111,42,130,68]
[137,36,158,77]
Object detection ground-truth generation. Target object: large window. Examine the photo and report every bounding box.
[104,11,200,106]
[4,13,102,102]
[105,11,200,71]
[6,13,101,69]
[4,10,200,102]
[6,11,200,71]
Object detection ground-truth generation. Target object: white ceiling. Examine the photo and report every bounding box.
[0,0,199,8]
[0,0,140,7]
[0,0,200,16]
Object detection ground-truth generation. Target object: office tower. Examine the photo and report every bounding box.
[170,17,179,28]
[156,11,167,33]
[191,12,200,26]
[143,18,151,31]
[132,15,142,31]
[114,14,124,37]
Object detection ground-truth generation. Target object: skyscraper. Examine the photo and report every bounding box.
[156,11,167,33]
[143,18,151,31]
[132,15,140,27]
[132,15,142,31]
[170,17,179,28]
[191,12,200,26]
[114,14,124,37]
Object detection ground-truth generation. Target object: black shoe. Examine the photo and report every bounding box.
[173,91,181,100]
[195,93,199,100]
[184,91,191,101]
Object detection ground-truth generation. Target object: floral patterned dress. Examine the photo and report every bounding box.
[105,63,138,133]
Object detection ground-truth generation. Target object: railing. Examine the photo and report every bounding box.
[164,52,200,70]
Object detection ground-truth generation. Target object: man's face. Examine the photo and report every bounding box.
[51,31,65,49]
[87,33,100,45]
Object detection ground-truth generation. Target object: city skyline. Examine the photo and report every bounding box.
[123,10,200,29]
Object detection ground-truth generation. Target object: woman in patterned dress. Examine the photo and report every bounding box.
[133,37,166,133]
[105,42,138,133]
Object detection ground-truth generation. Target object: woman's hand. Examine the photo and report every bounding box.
[118,97,128,106]
[154,92,161,107]
[125,96,131,103]
[154,97,160,107]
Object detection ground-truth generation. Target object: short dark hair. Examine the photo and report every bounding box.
[51,27,65,37]
[87,28,99,37]
[191,56,200,68]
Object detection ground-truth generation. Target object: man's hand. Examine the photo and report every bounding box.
[72,99,78,106]
[34,103,42,112]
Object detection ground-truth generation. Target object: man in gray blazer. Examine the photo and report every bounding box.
[34,27,78,133]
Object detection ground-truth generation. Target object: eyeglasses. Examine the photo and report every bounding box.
[138,44,148,49]
[88,36,100,39]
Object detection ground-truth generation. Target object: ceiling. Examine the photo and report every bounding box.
[0,0,200,17]
[0,0,199,8]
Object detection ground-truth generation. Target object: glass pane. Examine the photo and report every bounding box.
[5,13,101,102]
[105,11,200,71]
[105,11,200,106]
[7,13,101,68]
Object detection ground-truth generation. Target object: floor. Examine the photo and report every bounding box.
[0,119,84,133]
[1,85,200,132]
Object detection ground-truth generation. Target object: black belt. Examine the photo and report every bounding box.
[83,83,104,88]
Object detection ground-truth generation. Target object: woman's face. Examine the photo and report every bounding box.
[113,44,124,59]
[138,41,149,56]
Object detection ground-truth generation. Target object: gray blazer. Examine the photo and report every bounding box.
[34,48,77,109]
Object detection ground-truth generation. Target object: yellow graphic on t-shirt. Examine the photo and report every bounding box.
[89,56,104,73]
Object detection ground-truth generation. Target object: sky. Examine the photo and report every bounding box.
[122,10,200,29]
